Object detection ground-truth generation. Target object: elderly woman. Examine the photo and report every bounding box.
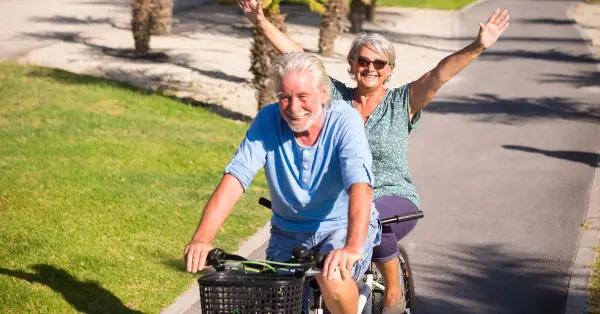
[236,1,510,311]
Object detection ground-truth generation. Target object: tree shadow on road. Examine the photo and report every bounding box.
[503,145,599,168]
[481,49,599,64]
[540,71,600,89]
[0,264,142,313]
[426,93,600,124]
[413,244,569,313]
[516,18,576,25]
[22,31,249,85]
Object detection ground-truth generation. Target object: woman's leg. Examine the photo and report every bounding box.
[372,196,419,308]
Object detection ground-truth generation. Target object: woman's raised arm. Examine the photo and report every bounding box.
[235,0,304,54]
[408,8,510,118]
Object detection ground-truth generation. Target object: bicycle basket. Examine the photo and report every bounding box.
[198,271,304,314]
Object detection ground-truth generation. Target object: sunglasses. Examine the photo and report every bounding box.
[356,56,388,70]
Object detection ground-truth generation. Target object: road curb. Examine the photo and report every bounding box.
[563,3,600,313]
[160,222,271,314]
[461,0,488,13]
[564,158,600,314]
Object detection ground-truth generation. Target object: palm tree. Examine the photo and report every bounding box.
[151,0,173,35]
[366,0,376,22]
[249,0,325,108]
[132,0,152,54]
[250,0,286,108]
[318,0,346,56]
[348,0,367,33]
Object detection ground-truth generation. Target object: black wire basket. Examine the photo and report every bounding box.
[198,271,304,314]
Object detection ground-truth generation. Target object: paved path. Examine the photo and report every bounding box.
[407,0,600,313]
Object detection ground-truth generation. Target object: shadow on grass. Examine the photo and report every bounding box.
[503,145,599,168]
[25,66,252,122]
[0,264,142,313]
[427,93,600,124]
[414,244,569,313]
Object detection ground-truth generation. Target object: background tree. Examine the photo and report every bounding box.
[348,0,367,33]
[366,0,376,22]
[250,0,286,108]
[132,0,152,54]
[151,0,173,35]
[318,0,346,56]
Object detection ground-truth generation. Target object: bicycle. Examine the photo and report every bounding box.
[197,197,423,314]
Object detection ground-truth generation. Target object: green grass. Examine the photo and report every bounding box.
[590,246,600,313]
[371,0,476,9]
[0,62,270,313]
[223,0,476,10]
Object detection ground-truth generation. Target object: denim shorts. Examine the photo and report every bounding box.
[266,219,382,280]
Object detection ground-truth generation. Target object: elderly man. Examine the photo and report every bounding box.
[183,52,381,313]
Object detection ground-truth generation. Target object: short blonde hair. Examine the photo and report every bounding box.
[347,33,396,70]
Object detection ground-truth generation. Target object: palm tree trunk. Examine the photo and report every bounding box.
[132,0,152,54]
[151,0,173,35]
[250,8,286,109]
[366,0,376,22]
[349,0,367,33]
[318,0,346,56]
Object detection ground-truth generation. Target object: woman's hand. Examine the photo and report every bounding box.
[477,8,510,49]
[235,0,266,26]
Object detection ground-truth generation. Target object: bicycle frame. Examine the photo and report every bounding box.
[199,198,424,314]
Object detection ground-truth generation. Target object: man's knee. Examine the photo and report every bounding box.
[316,273,358,301]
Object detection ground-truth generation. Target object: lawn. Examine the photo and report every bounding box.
[0,62,270,313]
[277,0,477,10]
[590,247,600,313]
[376,0,476,9]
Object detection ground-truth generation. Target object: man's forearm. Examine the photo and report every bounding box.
[190,174,244,243]
[345,183,373,253]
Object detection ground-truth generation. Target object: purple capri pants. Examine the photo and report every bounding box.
[372,195,419,263]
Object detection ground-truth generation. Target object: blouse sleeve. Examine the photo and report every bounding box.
[329,77,354,103]
[393,85,421,133]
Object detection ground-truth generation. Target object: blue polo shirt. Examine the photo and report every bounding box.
[225,100,378,233]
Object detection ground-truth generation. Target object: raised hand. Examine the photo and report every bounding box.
[235,0,265,25]
[477,8,510,49]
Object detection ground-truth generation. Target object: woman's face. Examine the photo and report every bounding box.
[351,45,392,90]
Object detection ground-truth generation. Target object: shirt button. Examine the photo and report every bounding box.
[303,178,308,183]
[303,164,309,170]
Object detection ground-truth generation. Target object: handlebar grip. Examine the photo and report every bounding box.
[206,248,246,267]
[258,197,272,209]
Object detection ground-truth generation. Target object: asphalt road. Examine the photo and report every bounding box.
[243,1,600,313]
[404,0,600,313]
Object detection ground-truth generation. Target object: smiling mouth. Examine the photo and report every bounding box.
[361,72,379,79]
[287,113,309,121]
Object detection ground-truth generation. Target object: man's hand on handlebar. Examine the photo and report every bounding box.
[184,241,214,273]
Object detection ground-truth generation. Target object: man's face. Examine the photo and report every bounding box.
[277,71,327,133]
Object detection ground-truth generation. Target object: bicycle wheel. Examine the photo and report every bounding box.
[370,244,415,314]
[398,244,415,313]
